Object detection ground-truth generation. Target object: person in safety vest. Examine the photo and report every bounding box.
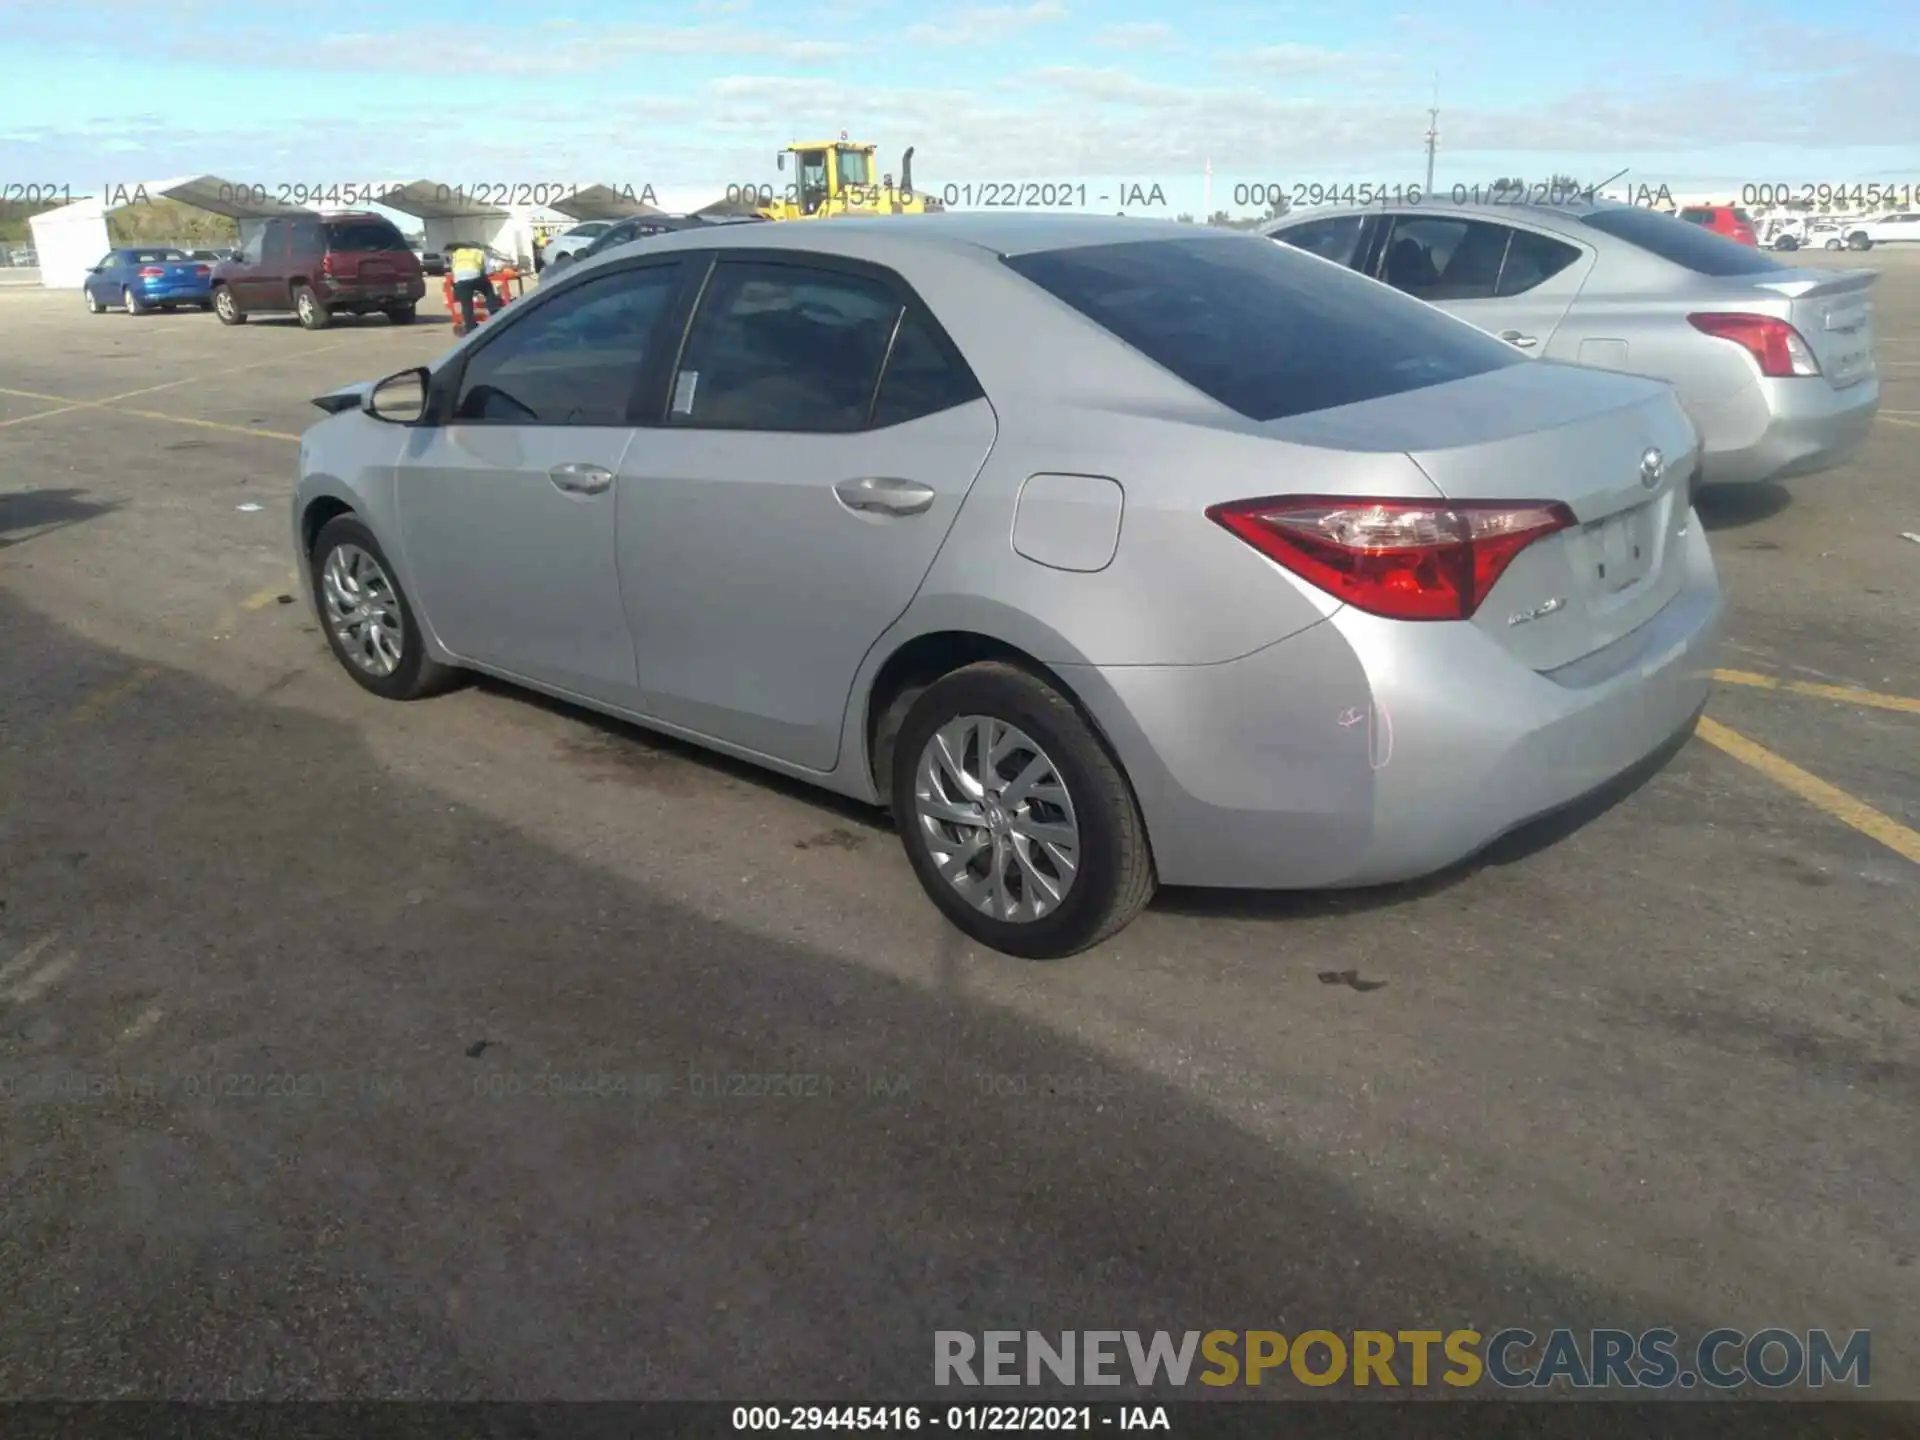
[448,240,505,334]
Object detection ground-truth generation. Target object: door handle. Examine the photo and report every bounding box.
[1500,331,1538,349]
[834,476,935,516]
[549,463,613,496]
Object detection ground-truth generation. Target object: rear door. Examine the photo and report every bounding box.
[1372,213,1592,354]
[616,253,997,770]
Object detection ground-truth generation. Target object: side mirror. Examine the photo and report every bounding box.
[366,367,430,424]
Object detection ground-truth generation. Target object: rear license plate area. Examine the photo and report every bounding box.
[1584,506,1653,594]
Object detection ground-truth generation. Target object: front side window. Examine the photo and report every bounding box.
[452,265,681,425]
[1003,234,1521,423]
[1273,215,1366,268]
[668,261,904,431]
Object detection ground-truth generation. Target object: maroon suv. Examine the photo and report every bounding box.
[211,212,426,329]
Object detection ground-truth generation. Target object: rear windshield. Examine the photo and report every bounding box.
[324,221,409,252]
[1580,206,1779,276]
[1001,235,1522,423]
[131,249,189,263]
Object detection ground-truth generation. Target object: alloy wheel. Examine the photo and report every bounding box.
[321,543,406,677]
[215,289,236,321]
[913,715,1081,923]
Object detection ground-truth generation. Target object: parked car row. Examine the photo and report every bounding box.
[288,198,1879,956]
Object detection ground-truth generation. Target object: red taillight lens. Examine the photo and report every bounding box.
[194,264,210,276]
[1687,312,1820,378]
[1206,496,1576,622]
[321,253,336,275]
[137,266,164,277]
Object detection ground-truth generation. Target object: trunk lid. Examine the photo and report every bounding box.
[1736,267,1878,391]
[1270,361,1699,672]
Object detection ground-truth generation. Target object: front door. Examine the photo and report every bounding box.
[393,259,687,706]
[1373,213,1592,356]
[617,255,997,770]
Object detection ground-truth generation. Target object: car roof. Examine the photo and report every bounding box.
[597,211,1240,266]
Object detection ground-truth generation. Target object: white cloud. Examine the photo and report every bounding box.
[1230,43,1356,75]
[904,2,1067,47]
[1091,21,1178,50]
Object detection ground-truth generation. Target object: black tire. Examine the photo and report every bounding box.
[121,286,146,315]
[1826,237,1845,250]
[547,252,574,272]
[213,285,246,324]
[1848,232,1873,251]
[890,661,1156,959]
[293,283,332,330]
[309,515,461,702]
[386,303,417,324]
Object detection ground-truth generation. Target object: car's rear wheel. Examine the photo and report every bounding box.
[310,515,459,702]
[889,661,1156,959]
[121,286,145,315]
[1848,232,1873,251]
[213,285,245,324]
[293,283,331,330]
[386,303,417,324]
[1826,237,1845,250]
[85,288,104,314]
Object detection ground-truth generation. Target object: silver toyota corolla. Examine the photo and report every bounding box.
[294,214,1723,958]
[1265,200,1880,487]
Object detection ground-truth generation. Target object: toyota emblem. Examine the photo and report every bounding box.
[1639,447,1666,489]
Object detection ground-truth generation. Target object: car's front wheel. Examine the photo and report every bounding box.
[1848,232,1873,251]
[1826,236,1845,250]
[213,285,245,324]
[310,515,460,701]
[889,661,1156,959]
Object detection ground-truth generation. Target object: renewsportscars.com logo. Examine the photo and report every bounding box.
[934,1329,1871,1391]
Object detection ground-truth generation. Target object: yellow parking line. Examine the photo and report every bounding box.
[113,408,300,443]
[1714,668,1920,716]
[0,402,93,429]
[241,583,288,610]
[0,386,75,403]
[1695,716,1920,866]
[66,665,162,727]
[1880,415,1920,430]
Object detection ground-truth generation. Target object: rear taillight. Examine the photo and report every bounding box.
[1206,496,1576,622]
[194,264,210,276]
[137,266,164,277]
[1688,312,1820,377]
[321,253,336,276]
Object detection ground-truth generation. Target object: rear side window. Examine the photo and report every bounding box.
[325,220,409,252]
[1004,235,1522,423]
[871,309,984,428]
[1583,206,1780,276]
[1496,228,1582,296]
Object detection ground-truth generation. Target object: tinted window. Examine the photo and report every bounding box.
[1274,215,1365,268]
[325,220,408,251]
[1003,235,1521,423]
[1495,228,1582,296]
[1379,217,1509,300]
[669,261,903,431]
[453,265,679,425]
[131,249,188,263]
[289,220,325,254]
[871,309,984,427]
[1679,209,1713,224]
[1580,205,1780,276]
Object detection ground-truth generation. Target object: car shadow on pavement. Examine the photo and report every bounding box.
[0,592,1743,1406]
[1694,482,1792,531]
[1154,714,1698,923]
[0,487,122,550]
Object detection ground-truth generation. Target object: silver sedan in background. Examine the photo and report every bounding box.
[1266,200,1880,487]
[295,215,1720,957]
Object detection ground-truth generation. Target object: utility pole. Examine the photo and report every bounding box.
[1423,75,1439,196]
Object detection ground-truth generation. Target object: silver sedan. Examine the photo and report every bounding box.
[1265,200,1880,487]
[295,214,1721,958]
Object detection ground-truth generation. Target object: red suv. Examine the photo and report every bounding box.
[1676,204,1757,246]
[211,213,426,329]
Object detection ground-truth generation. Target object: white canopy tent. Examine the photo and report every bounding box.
[549,185,669,223]
[370,181,535,267]
[28,175,317,288]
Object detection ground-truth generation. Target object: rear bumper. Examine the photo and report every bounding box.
[1065,521,1723,890]
[1692,372,1879,486]
[138,282,211,302]
[318,278,426,306]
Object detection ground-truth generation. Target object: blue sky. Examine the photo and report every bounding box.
[2,0,1917,217]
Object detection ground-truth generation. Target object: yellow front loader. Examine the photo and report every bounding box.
[758,136,944,220]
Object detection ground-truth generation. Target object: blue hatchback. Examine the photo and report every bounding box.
[83,247,215,314]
